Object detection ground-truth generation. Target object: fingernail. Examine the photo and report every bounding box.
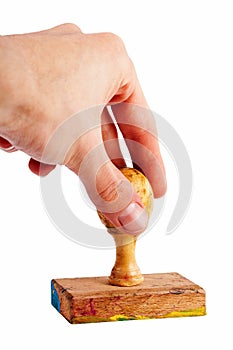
[118,202,149,235]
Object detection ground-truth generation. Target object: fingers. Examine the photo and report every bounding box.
[66,123,148,235]
[101,107,126,168]
[95,163,149,235]
[0,137,56,175]
[112,81,167,198]
[0,136,17,152]
[28,158,56,176]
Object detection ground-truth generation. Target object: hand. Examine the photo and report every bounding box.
[0,24,166,235]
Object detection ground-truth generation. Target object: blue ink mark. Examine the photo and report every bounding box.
[51,281,60,313]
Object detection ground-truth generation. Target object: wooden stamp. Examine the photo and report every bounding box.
[51,168,206,323]
[52,273,205,324]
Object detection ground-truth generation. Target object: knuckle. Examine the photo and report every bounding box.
[101,32,133,78]
[95,163,124,205]
[102,32,127,54]
[97,179,120,203]
[111,33,126,53]
[60,23,81,32]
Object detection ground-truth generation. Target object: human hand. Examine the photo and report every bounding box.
[0,24,166,235]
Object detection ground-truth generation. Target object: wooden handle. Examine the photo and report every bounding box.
[98,168,153,287]
[108,229,143,286]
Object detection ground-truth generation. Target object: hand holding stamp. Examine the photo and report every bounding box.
[98,167,153,286]
[51,169,206,323]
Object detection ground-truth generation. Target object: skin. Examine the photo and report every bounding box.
[0,24,166,235]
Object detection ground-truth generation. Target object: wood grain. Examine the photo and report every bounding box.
[51,272,206,324]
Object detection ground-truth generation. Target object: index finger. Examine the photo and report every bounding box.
[112,81,167,198]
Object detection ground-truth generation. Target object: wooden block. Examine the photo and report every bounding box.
[51,273,206,324]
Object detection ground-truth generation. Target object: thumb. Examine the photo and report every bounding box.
[66,129,149,235]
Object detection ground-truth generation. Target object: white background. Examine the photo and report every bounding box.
[0,0,233,349]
